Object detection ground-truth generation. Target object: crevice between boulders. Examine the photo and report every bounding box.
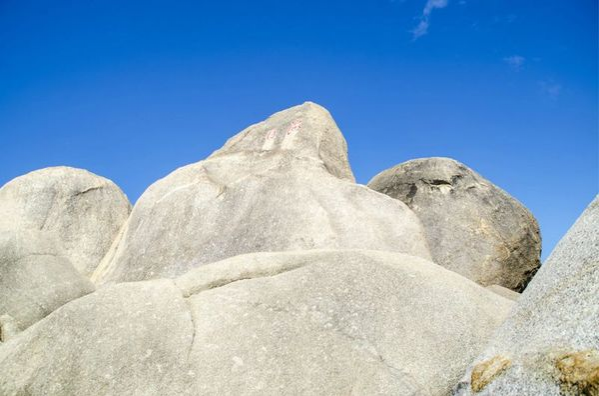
[174,260,308,298]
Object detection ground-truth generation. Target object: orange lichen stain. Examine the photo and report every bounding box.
[470,355,511,393]
[556,350,599,396]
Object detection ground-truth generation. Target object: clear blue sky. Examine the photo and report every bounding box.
[1,1,596,259]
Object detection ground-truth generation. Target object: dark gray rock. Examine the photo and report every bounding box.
[368,157,541,291]
[454,195,599,395]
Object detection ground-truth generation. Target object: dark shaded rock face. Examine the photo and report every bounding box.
[454,195,599,395]
[368,157,541,292]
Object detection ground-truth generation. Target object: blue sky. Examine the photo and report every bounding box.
[0,0,596,259]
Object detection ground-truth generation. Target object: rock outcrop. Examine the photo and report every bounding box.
[454,195,599,395]
[0,167,131,277]
[0,250,513,395]
[93,103,431,283]
[368,157,541,291]
[0,230,95,331]
[2,102,575,396]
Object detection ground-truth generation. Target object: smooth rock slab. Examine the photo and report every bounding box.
[0,279,192,395]
[1,250,513,396]
[454,195,599,395]
[485,285,520,301]
[93,103,431,283]
[0,229,95,331]
[368,157,541,291]
[0,167,131,277]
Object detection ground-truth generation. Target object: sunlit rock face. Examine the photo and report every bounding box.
[454,196,599,395]
[0,229,95,332]
[0,250,513,396]
[0,166,131,277]
[2,102,579,396]
[93,102,431,283]
[0,166,129,332]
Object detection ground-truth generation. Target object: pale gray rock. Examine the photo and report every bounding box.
[368,157,541,291]
[454,195,599,395]
[0,315,20,342]
[210,101,354,182]
[0,229,95,331]
[485,285,520,301]
[0,279,193,395]
[93,103,431,283]
[0,167,131,277]
[1,250,513,396]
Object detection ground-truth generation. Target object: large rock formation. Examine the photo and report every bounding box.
[93,102,431,283]
[368,157,541,292]
[0,167,131,277]
[0,250,513,395]
[454,195,599,395]
[0,229,95,331]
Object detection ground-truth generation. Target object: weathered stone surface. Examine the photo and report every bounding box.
[93,103,431,283]
[210,101,354,182]
[368,157,541,291]
[470,356,511,393]
[485,285,520,301]
[454,195,599,395]
[1,250,513,395]
[0,229,95,331]
[555,350,599,395]
[0,315,20,342]
[0,167,131,277]
[0,279,192,395]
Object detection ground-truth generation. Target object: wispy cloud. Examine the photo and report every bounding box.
[412,0,449,40]
[412,19,430,39]
[539,81,562,100]
[503,55,525,71]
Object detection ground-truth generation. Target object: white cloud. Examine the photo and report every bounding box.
[412,20,430,39]
[423,0,448,16]
[412,0,449,40]
[539,81,562,100]
[503,55,525,71]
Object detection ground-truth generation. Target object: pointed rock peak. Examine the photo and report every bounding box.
[209,102,355,181]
